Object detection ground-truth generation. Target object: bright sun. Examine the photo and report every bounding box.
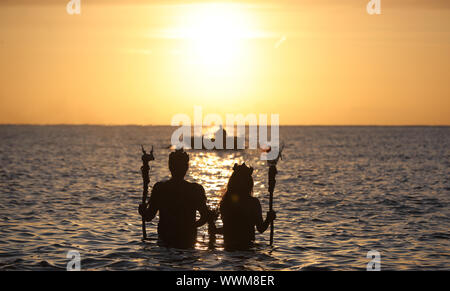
[176,3,254,68]
[164,3,264,103]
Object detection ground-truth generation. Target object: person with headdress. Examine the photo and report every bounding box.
[138,149,211,249]
[208,163,276,250]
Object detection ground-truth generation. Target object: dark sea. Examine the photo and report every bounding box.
[0,125,448,270]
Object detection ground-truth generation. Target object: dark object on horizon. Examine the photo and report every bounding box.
[184,126,247,150]
[140,145,154,240]
[138,148,212,249]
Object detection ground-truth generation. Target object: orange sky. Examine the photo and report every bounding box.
[0,0,449,125]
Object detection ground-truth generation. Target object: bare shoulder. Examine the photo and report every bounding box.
[249,196,262,210]
[153,180,168,190]
[187,181,205,194]
[187,182,206,205]
[151,181,166,195]
[250,196,261,204]
[189,182,205,193]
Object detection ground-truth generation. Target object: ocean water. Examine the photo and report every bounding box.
[0,125,448,271]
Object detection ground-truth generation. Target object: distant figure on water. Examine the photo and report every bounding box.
[208,163,276,250]
[138,149,211,249]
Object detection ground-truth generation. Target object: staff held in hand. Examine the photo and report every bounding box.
[265,143,284,246]
[140,145,154,240]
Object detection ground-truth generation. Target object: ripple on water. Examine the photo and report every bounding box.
[0,126,449,270]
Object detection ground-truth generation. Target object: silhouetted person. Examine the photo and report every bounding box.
[214,125,228,149]
[138,149,210,249]
[214,125,227,140]
[208,163,276,250]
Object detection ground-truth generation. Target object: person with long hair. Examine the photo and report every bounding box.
[209,162,276,250]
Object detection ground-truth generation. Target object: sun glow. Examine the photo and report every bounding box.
[153,2,268,105]
[172,3,257,68]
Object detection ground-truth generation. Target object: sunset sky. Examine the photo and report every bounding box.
[0,0,449,125]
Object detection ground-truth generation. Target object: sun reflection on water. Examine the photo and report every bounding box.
[187,151,247,252]
[189,151,244,210]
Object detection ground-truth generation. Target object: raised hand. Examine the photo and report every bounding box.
[266,210,276,222]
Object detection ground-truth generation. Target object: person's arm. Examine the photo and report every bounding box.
[254,198,276,233]
[207,209,223,235]
[138,182,160,222]
[194,185,211,228]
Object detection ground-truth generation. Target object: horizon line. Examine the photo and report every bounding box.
[0,123,449,127]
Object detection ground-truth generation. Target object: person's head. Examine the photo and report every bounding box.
[221,163,254,206]
[169,148,189,179]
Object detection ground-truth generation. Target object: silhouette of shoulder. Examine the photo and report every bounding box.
[185,181,206,205]
[149,181,166,198]
[152,180,166,191]
[247,196,261,211]
[189,181,205,195]
[150,180,205,205]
